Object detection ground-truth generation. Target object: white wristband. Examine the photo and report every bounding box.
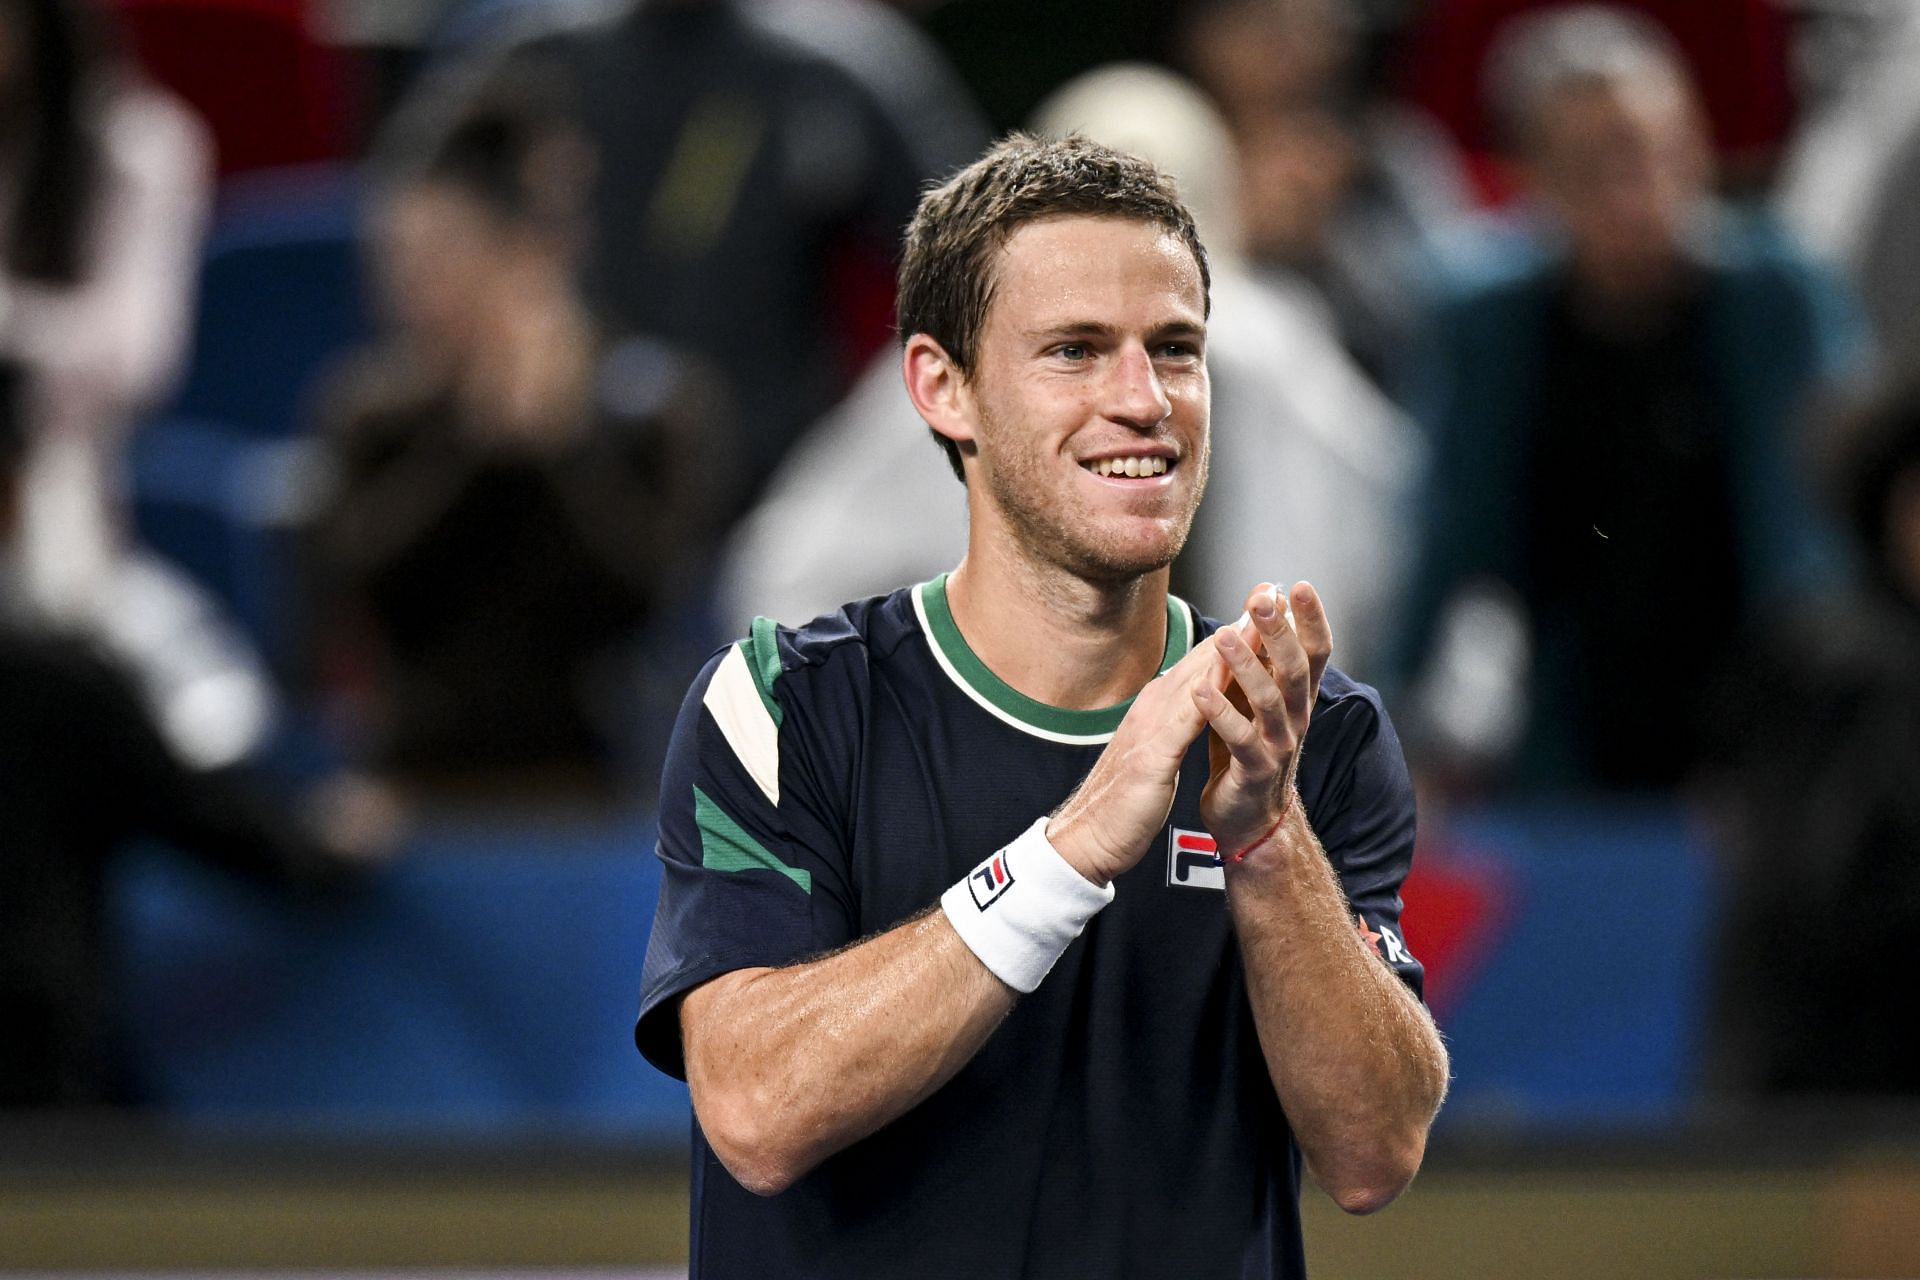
[940,816,1115,993]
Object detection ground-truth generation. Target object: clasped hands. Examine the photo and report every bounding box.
[1048,582,1333,887]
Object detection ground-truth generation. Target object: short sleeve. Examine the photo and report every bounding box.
[1304,684,1426,999]
[635,619,861,1078]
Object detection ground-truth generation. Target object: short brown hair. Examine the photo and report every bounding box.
[897,133,1212,481]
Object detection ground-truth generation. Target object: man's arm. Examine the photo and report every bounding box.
[677,634,1226,1194]
[1191,583,1449,1215]
[1228,810,1448,1214]
[680,908,1012,1196]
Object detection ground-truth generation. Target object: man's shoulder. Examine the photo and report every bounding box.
[696,585,925,716]
[756,585,922,671]
[1314,663,1389,718]
[661,587,927,847]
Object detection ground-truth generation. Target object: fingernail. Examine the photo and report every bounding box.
[1250,597,1274,619]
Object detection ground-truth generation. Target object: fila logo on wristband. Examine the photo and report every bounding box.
[967,848,1015,910]
[940,816,1114,993]
[1167,827,1224,891]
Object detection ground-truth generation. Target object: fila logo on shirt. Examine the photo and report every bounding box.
[967,848,1015,910]
[1167,827,1224,891]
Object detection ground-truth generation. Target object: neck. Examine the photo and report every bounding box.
[944,541,1171,712]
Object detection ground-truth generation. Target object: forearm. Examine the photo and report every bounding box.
[681,907,1015,1195]
[1227,807,1449,1214]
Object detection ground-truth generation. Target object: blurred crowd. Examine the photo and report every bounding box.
[4,0,1919,1106]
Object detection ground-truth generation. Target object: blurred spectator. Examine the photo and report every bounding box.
[1397,0,1796,201]
[311,74,738,807]
[1775,0,1920,268]
[1777,3,1920,383]
[1392,7,1859,797]
[0,356,380,1108]
[0,0,279,770]
[391,0,985,509]
[1702,373,1920,1097]
[0,0,207,613]
[714,351,961,633]
[1176,0,1473,396]
[720,65,1422,677]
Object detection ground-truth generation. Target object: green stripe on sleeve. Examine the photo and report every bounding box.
[744,616,785,725]
[694,784,811,893]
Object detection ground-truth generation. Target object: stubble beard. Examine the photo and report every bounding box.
[975,400,1210,588]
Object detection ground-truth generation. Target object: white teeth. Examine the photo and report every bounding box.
[1087,456,1168,477]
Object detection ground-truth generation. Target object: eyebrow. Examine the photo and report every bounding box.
[1025,320,1208,343]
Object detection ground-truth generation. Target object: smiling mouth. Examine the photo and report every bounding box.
[1081,456,1171,478]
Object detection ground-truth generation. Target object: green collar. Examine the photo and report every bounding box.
[912,573,1194,744]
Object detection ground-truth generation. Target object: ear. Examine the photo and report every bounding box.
[902,334,977,453]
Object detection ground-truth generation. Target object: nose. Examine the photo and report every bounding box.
[1107,344,1171,431]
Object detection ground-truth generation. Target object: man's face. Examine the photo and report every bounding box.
[1524,74,1711,301]
[959,215,1210,583]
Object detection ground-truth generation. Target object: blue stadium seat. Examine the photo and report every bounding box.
[113,812,687,1139]
[109,802,1710,1140]
[169,162,368,438]
[131,163,368,670]
[129,416,324,673]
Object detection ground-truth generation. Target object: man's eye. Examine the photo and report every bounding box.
[1158,343,1199,360]
[1056,344,1089,361]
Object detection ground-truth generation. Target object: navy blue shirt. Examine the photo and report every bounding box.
[637,577,1422,1279]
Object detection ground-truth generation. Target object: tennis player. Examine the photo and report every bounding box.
[637,133,1448,1279]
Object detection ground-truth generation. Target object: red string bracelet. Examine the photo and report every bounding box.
[1224,809,1289,865]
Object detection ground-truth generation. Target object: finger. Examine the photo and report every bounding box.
[1289,581,1333,695]
[1136,635,1220,719]
[1233,582,1280,649]
[1133,632,1231,743]
[1241,593,1311,720]
[1192,677,1263,762]
[1162,630,1231,689]
[1152,637,1228,725]
[1215,624,1286,735]
[1245,586,1293,665]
